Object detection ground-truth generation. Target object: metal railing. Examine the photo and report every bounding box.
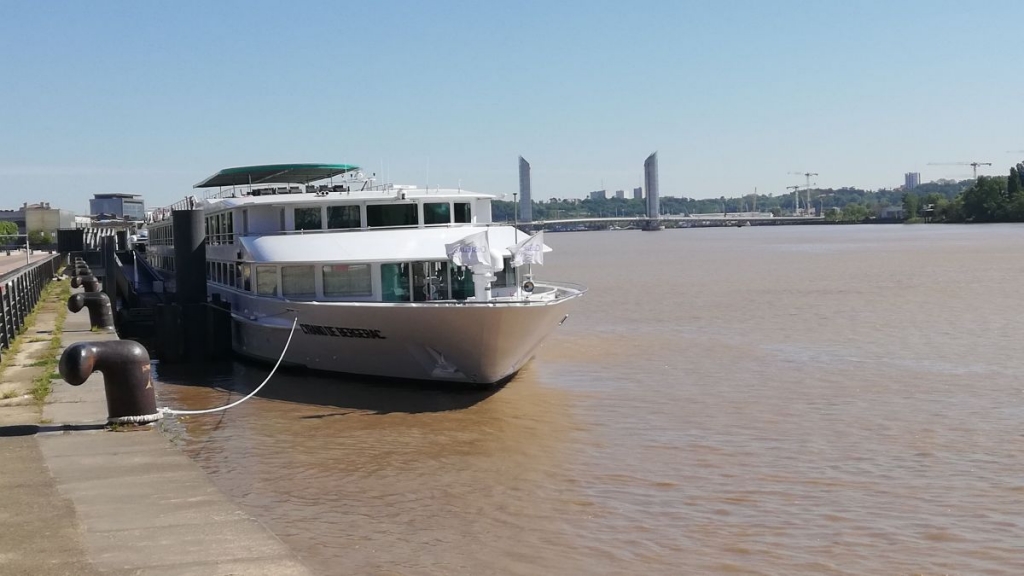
[0,254,62,353]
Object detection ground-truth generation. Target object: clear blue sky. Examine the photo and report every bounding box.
[2,0,1022,214]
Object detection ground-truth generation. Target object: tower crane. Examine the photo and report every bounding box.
[786,185,802,215]
[927,161,991,179]
[789,171,818,216]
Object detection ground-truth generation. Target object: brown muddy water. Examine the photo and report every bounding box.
[154,224,1024,575]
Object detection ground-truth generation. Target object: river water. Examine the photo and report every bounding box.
[154,224,1024,575]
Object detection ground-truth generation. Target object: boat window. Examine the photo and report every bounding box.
[226,212,234,243]
[229,263,237,288]
[279,208,285,231]
[327,205,360,229]
[367,204,417,227]
[380,263,411,302]
[322,264,372,297]
[256,265,278,296]
[240,263,251,291]
[242,209,248,235]
[491,257,515,288]
[294,207,322,231]
[451,266,474,300]
[412,261,449,301]
[281,265,316,299]
[423,202,450,225]
[454,202,472,223]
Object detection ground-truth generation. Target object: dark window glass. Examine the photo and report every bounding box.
[327,205,361,229]
[451,266,474,299]
[454,202,472,223]
[295,207,322,231]
[381,263,411,302]
[423,202,450,225]
[367,204,417,227]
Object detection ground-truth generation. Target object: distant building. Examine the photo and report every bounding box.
[644,152,660,218]
[633,187,643,200]
[90,193,145,221]
[904,172,921,190]
[0,202,75,236]
[518,156,532,222]
[589,190,607,201]
[880,205,905,220]
[615,190,625,199]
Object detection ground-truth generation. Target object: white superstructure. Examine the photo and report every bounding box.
[147,164,584,384]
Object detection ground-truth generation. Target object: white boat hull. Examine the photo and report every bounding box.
[224,290,581,384]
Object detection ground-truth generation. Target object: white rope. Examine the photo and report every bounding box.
[159,317,298,416]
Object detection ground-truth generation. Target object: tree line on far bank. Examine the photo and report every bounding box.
[900,162,1024,223]
[492,161,1024,225]
[491,179,972,222]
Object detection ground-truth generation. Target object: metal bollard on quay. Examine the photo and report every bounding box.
[70,274,101,293]
[67,292,115,330]
[59,340,161,425]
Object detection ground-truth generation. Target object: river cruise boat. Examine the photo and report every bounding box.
[147,163,585,384]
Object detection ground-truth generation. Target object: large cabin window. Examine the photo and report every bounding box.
[281,265,316,299]
[256,265,278,296]
[327,205,360,229]
[423,202,450,225]
[294,207,322,231]
[380,263,411,302]
[454,202,472,223]
[367,204,416,227]
[322,264,372,297]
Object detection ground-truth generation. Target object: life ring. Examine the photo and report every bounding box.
[522,280,535,293]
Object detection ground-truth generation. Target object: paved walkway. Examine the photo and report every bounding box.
[0,285,312,575]
[0,251,52,277]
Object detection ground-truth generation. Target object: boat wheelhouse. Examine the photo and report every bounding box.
[146,163,585,384]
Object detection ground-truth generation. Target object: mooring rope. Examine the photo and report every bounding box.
[159,317,298,416]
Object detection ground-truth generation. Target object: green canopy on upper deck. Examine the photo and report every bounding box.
[193,163,360,188]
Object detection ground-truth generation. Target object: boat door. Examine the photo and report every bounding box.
[412,261,449,301]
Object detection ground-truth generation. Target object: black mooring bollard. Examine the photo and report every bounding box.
[59,341,160,425]
[71,274,97,288]
[67,292,115,330]
[71,275,101,292]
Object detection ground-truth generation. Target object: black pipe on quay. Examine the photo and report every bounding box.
[59,340,161,425]
[67,292,115,330]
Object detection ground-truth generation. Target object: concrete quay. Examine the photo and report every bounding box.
[0,286,312,575]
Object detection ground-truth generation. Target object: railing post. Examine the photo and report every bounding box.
[11,277,21,334]
[0,284,8,350]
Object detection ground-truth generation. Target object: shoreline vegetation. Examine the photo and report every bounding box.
[491,160,1024,225]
